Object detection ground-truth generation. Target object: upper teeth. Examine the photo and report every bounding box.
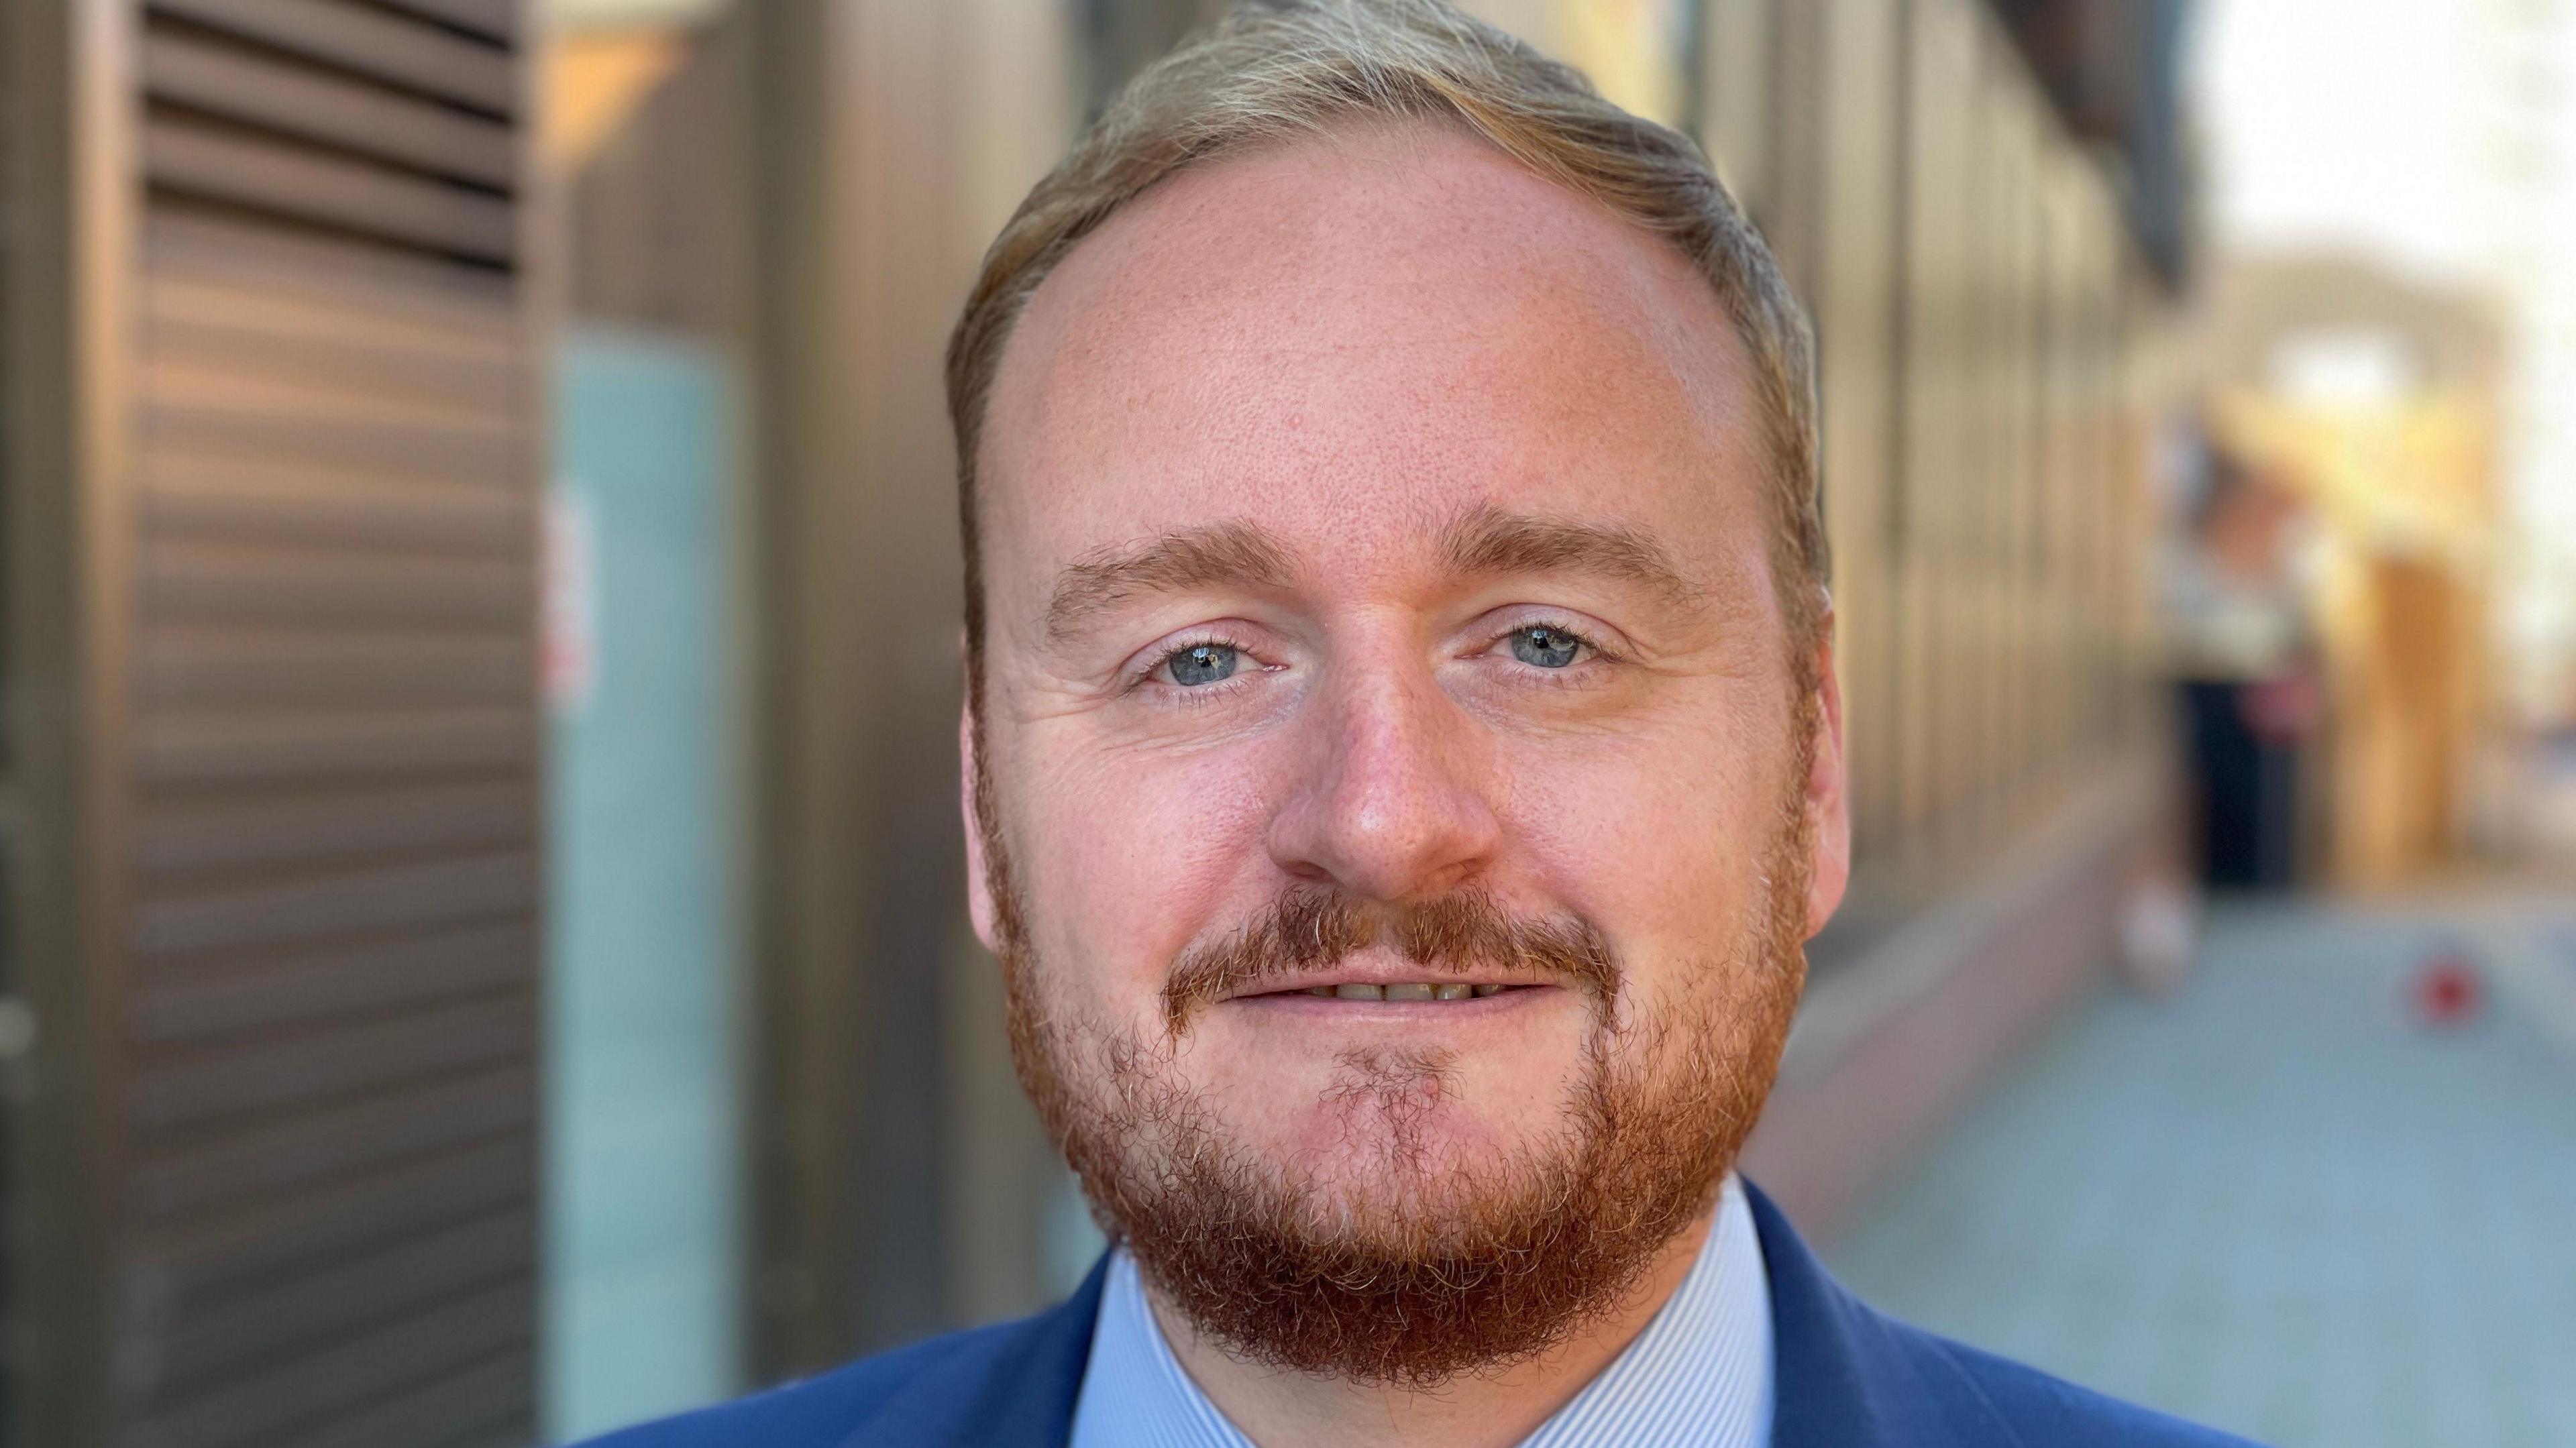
[1304,983,1507,1000]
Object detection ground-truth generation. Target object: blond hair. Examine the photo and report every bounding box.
[947,0,1825,672]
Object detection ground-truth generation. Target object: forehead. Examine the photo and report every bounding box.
[981,121,1766,586]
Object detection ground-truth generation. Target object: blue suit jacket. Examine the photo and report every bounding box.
[590,1182,2258,1447]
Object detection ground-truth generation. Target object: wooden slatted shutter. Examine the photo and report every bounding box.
[5,2,542,1444]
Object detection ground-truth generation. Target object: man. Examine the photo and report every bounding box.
[601,2,2255,1445]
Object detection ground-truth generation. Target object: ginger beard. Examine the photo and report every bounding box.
[977,697,1817,1388]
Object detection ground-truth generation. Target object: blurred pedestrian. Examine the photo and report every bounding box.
[2165,436,2321,889]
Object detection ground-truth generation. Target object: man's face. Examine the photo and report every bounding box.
[967,123,1848,1378]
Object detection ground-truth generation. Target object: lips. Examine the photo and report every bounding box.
[1221,967,1549,1004]
[1159,887,1617,1029]
[1293,981,1516,1001]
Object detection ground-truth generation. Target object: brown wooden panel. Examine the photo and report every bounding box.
[441,1425,548,1448]
[142,28,515,188]
[130,851,537,956]
[150,319,518,424]
[12,0,539,1441]
[445,1428,542,1448]
[152,1209,532,1389]
[141,1135,533,1303]
[266,1353,535,1448]
[133,920,533,1042]
[145,115,515,262]
[139,630,533,708]
[146,0,517,116]
[371,0,518,43]
[129,993,534,1131]
[137,708,537,789]
[149,206,517,313]
[136,780,533,881]
[145,396,523,489]
[147,263,517,366]
[141,541,534,632]
[1815,0,1903,858]
[145,319,519,421]
[126,1068,533,1221]
[116,1280,532,1448]
[142,456,526,556]
[145,349,520,443]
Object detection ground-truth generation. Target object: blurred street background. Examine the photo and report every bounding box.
[3,1,2572,1445]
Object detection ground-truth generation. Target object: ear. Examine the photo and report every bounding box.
[961,649,1002,957]
[1802,616,1851,941]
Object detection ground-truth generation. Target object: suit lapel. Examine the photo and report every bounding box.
[1750,1179,1939,1448]
[837,1256,1109,1448]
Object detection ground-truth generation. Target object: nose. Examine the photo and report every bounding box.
[1265,662,1502,903]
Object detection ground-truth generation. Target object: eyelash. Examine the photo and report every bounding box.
[1130,632,1261,700]
[1129,619,1616,701]
[1492,618,1617,681]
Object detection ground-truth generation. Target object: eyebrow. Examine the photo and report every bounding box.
[1040,508,1708,646]
[1044,520,1295,643]
[1440,506,1705,610]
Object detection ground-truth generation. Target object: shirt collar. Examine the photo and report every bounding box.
[1067,1174,1774,1448]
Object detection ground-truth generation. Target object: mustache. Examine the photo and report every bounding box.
[1160,885,1619,1031]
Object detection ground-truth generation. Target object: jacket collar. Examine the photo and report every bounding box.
[1750,1178,2019,1448]
[856,1178,1964,1448]
[1747,1178,1904,1448]
[837,1254,1108,1448]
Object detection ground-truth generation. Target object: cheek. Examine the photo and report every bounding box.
[1497,693,1788,962]
[1009,726,1290,1017]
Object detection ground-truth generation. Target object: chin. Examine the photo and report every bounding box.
[1285,1152,1546,1238]
[1241,1071,1578,1223]
[1204,997,1592,1144]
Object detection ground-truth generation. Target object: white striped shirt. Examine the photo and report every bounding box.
[1067,1174,1773,1448]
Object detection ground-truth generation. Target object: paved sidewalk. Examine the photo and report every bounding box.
[1825,894,2576,1448]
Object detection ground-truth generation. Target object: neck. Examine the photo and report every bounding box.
[1146,1209,1717,1448]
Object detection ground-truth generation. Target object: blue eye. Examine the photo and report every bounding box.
[1508,625,1583,669]
[1167,643,1241,686]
